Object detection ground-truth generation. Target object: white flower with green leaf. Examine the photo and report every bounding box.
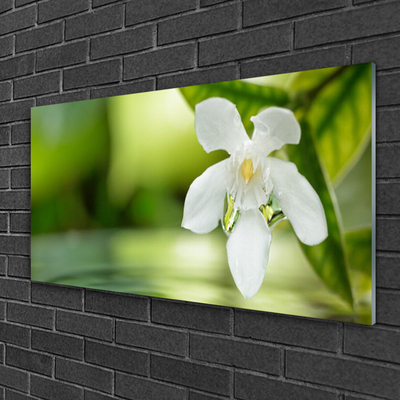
[182,97,328,299]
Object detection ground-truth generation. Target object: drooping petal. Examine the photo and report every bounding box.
[182,159,229,234]
[226,209,272,299]
[267,157,328,246]
[251,107,301,156]
[195,98,250,154]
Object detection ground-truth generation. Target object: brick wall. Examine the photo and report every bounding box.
[0,0,399,399]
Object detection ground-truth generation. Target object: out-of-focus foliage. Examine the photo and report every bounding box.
[290,64,372,183]
[31,64,373,323]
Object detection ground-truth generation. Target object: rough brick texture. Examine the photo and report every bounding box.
[0,1,399,399]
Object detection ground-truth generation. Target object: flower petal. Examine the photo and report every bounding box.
[251,107,301,156]
[195,98,250,154]
[267,157,328,245]
[226,209,271,299]
[182,159,229,234]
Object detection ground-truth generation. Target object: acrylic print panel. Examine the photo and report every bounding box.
[31,63,375,325]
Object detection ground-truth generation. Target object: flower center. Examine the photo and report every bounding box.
[240,158,254,184]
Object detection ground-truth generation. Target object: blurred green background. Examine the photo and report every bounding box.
[31,64,374,324]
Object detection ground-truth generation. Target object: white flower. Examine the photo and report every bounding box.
[182,98,328,299]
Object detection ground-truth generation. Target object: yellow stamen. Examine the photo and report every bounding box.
[241,158,254,184]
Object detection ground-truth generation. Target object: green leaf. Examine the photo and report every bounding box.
[345,228,372,275]
[291,64,372,183]
[180,80,290,133]
[287,119,354,307]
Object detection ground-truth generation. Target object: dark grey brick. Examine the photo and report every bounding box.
[377,182,400,215]
[16,22,63,53]
[0,6,35,36]
[31,375,83,400]
[0,126,10,146]
[158,65,237,90]
[116,321,186,356]
[377,108,400,143]
[244,0,346,26]
[31,282,83,310]
[11,123,30,145]
[32,329,84,360]
[377,72,400,107]
[14,71,60,99]
[199,24,291,66]
[345,324,400,363]
[286,350,400,399]
[11,168,30,189]
[0,145,30,167]
[377,217,400,252]
[152,299,230,334]
[353,0,373,3]
[8,256,30,278]
[0,322,29,347]
[159,5,238,45]
[10,212,30,233]
[0,365,28,392]
[16,0,36,5]
[0,0,12,13]
[56,358,113,393]
[241,46,347,79]
[6,346,53,376]
[377,255,400,290]
[57,310,113,341]
[37,41,88,72]
[8,302,54,329]
[4,389,34,400]
[0,81,11,102]
[37,90,89,107]
[235,310,338,351]
[0,36,13,59]
[38,0,89,23]
[66,5,123,40]
[91,79,155,99]
[0,278,29,300]
[0,255,6,275]
[85,289,149,320]
[0,213,7,232]
[201,0,229,6]
[191,334,280,374]
[126,0,197,25]
[295,1,400,48]
[0,100,34,124]
[84,391,114,400]
[235,372,337,400]
[64,60,121,90]
[0,54,34,81]
[91,25,153,60]
[116,373,186,400]
[0,191,30,209]
[85,340,148,375]
[3,389,33,400]
[377,144,400,179]
[0,235,30,256]
[124,43,196,80]
[354,35,400,71]
[151,355,231,395]
[189,391,223,400]
[0,170,9,189]
[93,0,119,7]
[0,300,5,319]
[376,289,400,326]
